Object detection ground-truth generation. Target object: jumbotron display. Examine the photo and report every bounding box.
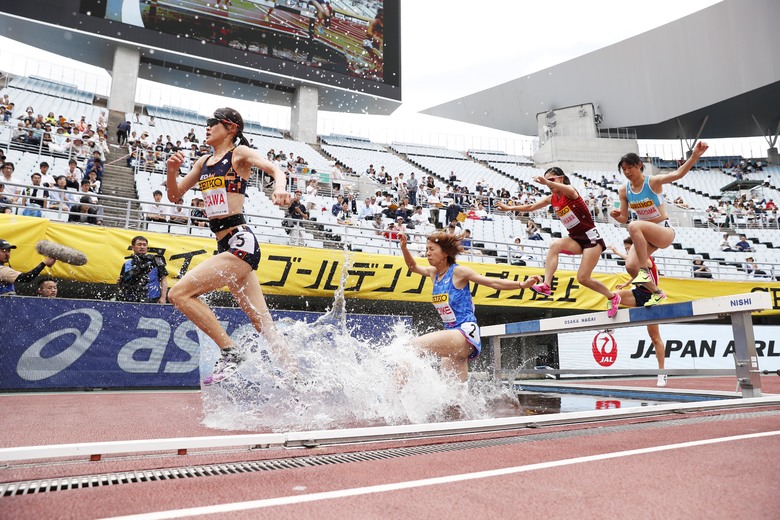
[0,1,400,108]
[93,0,389,84]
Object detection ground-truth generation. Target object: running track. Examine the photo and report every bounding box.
[2,376,779,519]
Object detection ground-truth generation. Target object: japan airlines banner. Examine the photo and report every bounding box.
[558,324,779,375]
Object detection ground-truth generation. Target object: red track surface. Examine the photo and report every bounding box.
[2,376,779,519]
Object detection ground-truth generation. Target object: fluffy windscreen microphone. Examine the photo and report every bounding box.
[35,240,88,266]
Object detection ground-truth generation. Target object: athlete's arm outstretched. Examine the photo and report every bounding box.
[534,175,578,200]
[452,265,540,291]
[495,195,551,213]
[649,141,709,190]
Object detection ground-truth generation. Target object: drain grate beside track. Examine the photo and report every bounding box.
[2,409,779,497]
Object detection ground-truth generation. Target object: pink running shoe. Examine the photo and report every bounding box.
[530,282,552,296]
[203,346,246,385]
[607,292,621,318]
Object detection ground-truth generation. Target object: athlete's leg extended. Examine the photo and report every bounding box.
[168,252,251,350]
[541,237,570,286]
[412,330,474,382]
[226,269,294,367]
[576,244,614,299]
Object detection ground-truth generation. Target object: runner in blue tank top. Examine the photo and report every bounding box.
[610,141,708,306]
[400,231,541,382]
[166,108,292,385]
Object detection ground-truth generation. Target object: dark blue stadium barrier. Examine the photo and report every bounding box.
[0,297,408,390]
[650,155,744,170]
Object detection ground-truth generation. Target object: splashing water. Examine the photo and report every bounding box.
[201,257,521,432]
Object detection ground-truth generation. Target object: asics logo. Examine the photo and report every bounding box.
[16,309,102,381]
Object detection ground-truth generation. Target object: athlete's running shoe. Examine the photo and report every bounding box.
[630,268,652,285]
[203,346,247,385]
[607,292,621,318]
[657,374,668,387]
[530,282,552,296]
[644,290,667,307]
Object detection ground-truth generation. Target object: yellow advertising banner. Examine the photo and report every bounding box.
[2,215,779,314]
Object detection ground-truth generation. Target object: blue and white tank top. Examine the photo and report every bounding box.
[431,263,477,328]
[626,176,664,221]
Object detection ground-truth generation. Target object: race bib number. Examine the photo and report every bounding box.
[585,227,602,242]
[432,293,457,324]
[199,177,229,218]
[629,199,662,220]
[228,230,256,254]
[459,322,480,345]
[558,206,581,230]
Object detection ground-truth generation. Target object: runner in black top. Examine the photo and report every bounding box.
[166,108,292,384]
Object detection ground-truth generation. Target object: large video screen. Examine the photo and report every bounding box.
[0,1,400,107]
[93,0,389,85]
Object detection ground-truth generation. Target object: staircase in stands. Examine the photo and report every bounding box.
[99,109,142,229]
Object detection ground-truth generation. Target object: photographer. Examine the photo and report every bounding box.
[117,236,168,303]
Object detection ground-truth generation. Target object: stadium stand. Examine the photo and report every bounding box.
[2,74,778,282]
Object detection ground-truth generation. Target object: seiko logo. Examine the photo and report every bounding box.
[198,177,225,190]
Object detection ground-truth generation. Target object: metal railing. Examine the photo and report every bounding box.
[2,179,778,283]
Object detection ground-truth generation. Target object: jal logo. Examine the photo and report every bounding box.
[592,330,617,367]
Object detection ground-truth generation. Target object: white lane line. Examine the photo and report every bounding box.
[101,430,780,520]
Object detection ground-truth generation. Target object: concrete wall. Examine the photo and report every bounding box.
[537,104,598,142]
[533,136,638,172]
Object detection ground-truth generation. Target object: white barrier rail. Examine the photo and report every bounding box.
[2,396,779,464]
[481,292,773,398]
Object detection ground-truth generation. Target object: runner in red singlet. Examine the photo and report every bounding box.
[496,167,622,317]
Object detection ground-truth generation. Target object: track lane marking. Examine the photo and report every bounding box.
[100,430,780,520]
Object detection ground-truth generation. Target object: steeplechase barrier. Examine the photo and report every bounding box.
[480,292,773,398]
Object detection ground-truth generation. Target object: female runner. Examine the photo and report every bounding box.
[399,231,540,382]
[610,141,708,305]
[610,237,667,386]
[496,167,622,316]
[166,108,291,384]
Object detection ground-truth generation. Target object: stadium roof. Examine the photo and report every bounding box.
[422,0,780,141]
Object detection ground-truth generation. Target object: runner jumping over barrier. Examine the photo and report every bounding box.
[399,231,541,382]
[610,141,709,305]
[496,167,622,317]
